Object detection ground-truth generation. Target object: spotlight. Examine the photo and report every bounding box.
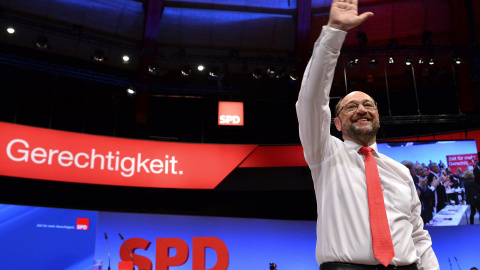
[348,58,359,68]
[197,64,205,71]
[181,65,192,77]
[208,66,219,80]
[252,68,263,79]
[428,58,435,65]
[405,57,412,66]
[126,87,136,96]
[147,63,160,75]
[7,27,15,34]
[266,66,276,78]
[453,57,464,65]
[388,57,394,64]
[122,55,130,63]
[91,49,106,62]
[289,69,299,82]
[34,35,49,49]
[369,56,378,67]
[418,57,424,64]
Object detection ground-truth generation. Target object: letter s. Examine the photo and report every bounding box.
[219,115,226,124]
[120,238,152,270]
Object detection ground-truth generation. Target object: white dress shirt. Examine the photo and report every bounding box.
[296,26,439,269]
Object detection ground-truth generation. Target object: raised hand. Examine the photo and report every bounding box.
[327,0,374,31]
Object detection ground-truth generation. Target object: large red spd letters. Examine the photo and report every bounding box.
[119,237,229,270]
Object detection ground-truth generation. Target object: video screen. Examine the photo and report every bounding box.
[378,140,478,226]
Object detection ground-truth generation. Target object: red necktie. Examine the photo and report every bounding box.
[359,147,395,267]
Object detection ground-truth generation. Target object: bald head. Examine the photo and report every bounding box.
[335,91,376,117]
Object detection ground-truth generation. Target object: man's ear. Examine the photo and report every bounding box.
[334,117,342,131]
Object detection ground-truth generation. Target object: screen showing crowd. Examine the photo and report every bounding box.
[378,140,479,226]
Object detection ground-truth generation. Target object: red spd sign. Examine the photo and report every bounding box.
[76,218,89,230]
[119,237,229,270]
[218,102,244,126]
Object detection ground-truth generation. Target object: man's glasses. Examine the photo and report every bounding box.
[338,101,377,115]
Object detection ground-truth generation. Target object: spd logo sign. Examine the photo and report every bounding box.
[76,217,89,230]
[218,102,244,126]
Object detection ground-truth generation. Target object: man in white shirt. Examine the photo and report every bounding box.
[295,0,439,269]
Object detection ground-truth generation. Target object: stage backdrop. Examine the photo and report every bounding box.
[1,203,479,270]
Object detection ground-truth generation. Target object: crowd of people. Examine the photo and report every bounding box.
[402,159,480,225]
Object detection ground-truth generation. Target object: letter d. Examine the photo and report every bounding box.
[192,237,229,270]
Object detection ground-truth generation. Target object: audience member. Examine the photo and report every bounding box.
[464,170,480,225]
[474,160,480,185]
[428,163,447,213]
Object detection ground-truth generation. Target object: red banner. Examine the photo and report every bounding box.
[446,153,479,174]
[0,122,257,189]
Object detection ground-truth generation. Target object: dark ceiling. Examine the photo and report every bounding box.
[0,0,480,220]
[0,0,479,145]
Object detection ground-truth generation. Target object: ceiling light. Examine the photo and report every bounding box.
[208,66,219,80]
[289,69,299,82]
[418,57,424,64]
[428,58,435,65]
[252,68,263,79]
[369,56,378,67]
[122,55,130,62]
[197,65,205,71]
[147,63,160,75]
[388,57,394,64]
[405,57,412,66]
[267,66,276,78]
[7,27,15,34]
[181,65,191,77]
[91,49,106,62]
[126,87,136,96]
[453,57,464,65]
[348,58,359,68]
[34,35,49,49]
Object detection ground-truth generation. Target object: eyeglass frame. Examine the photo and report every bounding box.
[336,100,378,116]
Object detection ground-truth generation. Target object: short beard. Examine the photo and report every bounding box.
[343,120,378,143]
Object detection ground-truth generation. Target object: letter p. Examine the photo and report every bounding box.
[156,238,189,270]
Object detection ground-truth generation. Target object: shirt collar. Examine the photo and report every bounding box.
[344,140,379,155]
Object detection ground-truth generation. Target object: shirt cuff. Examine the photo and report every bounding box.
[320,25,347,51]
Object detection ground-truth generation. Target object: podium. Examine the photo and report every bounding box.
[118,261,134,270]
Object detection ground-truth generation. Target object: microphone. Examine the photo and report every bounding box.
[118,233,135,270]
[454,257,461,270]
[104,233,111,270]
